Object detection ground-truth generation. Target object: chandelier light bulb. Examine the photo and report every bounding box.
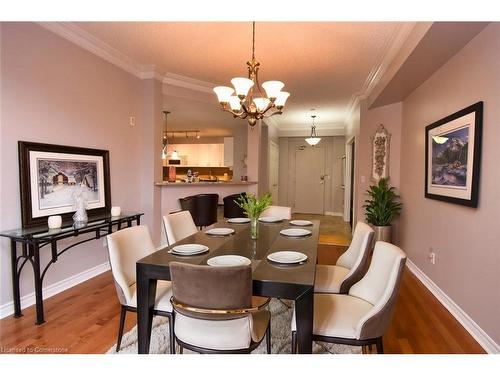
[274,91,290,107]
[231,77,254,98]
[305,136,322,146]
[262,81,284,99]
[213,86,234,103]
[229,96,242,111]
[253,97,270,112]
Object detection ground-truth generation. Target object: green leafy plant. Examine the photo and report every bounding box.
[235,193,272,219]
[363,178,402,226]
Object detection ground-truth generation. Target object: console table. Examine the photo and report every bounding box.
[0,212,143,325]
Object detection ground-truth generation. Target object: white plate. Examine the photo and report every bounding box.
[280,228,312,237]
[258,216,282,223]
[205,228,235,236]
[171,244,209,255]
[207,255,251,267]
[267,251,308,264]
[290,220,313,227]
[227,218,251,224]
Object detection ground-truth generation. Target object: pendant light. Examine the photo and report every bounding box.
[305,115,321,146]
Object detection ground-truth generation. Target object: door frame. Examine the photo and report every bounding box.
[344,136,356,226]
[269,140,279,204]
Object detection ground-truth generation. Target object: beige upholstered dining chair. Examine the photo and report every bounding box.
[106,225,174,353]
[169,262,272,354]
[315,222,374,294]
[291,241,407,354]
[261,205,292,220]
[162,210,198,246]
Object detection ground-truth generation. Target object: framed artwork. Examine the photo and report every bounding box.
[425,101,483,207]
[371,124,391,182]
[18,141,111,227]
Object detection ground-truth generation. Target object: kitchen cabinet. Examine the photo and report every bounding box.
[167,143,225,167]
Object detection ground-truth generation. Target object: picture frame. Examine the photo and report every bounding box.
[371,124,391,182]
[424,102,483,207]
[18,141,111,227]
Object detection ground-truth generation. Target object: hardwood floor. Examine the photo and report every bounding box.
[0,217,485,354]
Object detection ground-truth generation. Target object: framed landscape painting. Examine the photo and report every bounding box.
[425,102,483,207]
[18,141,111,227]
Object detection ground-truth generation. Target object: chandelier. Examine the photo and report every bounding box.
[213,22,290,127]
[305,115,321,146]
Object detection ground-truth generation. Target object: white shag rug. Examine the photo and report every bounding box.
[107,299,361,354]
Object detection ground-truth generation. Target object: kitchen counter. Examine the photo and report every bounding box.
[155,181,257,186]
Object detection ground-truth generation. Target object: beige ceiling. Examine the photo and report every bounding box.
[76,22,404,133]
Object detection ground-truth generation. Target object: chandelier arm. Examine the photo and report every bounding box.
[264,109,283,118]
[261,102,277,116]
[221,107,246,118]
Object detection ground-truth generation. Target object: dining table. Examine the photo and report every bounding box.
[136,218,320,354]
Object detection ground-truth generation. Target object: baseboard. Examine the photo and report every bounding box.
[406,259,500,354]
[0,262,110,320]
[324,211,344,217]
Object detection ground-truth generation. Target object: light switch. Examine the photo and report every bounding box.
[129,116,136,127]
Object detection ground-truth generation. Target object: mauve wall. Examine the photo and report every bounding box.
[356,102,402,242]
[399,23,500,344]
[0,23,145,307]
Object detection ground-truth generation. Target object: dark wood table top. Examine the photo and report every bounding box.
[137,219,319,289]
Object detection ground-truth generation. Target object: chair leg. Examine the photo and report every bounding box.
[116,305,127,352]
[291,331,297,354]
[266,325,271,354]
[168,315,175,354]
[376,337,384,354]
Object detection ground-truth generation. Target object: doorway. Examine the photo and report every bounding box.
[269,140,279,204]
[294,146,326,214]
[349,140,355,228]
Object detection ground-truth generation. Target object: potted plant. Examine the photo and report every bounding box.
[363,177,402,244]
[236,192,272,240]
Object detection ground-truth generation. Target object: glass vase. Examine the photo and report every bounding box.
[250,217,259,240]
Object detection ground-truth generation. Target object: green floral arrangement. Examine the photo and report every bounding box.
[235,193,272,219]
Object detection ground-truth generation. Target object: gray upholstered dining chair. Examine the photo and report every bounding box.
[169,262,272,354]
[106,225,175,353]
[162,210,198,246]
[315,222,374,294]
[291,241,407,354]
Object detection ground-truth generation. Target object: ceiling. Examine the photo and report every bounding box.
[71,22,406,135]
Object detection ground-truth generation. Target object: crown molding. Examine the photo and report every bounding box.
[163,73,217,94]
[38,22,151,79]
[343,22,416,125]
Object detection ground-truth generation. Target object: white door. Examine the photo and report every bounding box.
[294,147,325,214]
[269,141,279,203]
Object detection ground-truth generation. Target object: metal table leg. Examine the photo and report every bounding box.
[10,240,23,317]
[31,242,45,325]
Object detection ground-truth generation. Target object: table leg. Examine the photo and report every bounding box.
[31,243,45,325]
[137,265,156,354]
[294,287,314,354]
[10,240,22,317]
